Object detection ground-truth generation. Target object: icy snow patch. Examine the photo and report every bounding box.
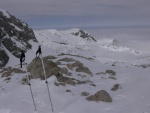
[0,8,10,18]
[9,23,23,31]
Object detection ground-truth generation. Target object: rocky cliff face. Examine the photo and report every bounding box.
[0,9,37,68]
[0,47,9,68]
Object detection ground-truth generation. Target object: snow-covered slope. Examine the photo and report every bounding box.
[0,28,150,113]
[34,29,141,63]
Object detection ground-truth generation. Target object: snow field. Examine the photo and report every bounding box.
[0,28,150,113]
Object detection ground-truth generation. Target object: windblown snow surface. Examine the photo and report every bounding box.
[0,28,150,113]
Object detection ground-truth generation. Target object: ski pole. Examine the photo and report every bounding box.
[26,75,37,111]
[45,80,54,112]
[41,54,54,112]
[40,54,47,81]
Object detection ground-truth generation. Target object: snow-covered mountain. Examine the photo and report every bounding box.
[34,28,140,63]
[0,8,37,68]
[0,9,150,113]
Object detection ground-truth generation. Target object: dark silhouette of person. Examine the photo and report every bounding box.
[20,50,25,68]
[36,45,42,57]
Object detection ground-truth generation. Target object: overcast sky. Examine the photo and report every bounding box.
[1,0,150,29]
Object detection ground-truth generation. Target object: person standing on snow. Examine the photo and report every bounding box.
[20,50,25,68]
[36,45,42,57]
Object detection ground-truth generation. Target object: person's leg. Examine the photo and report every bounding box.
[36,50,39,57]
[20,61,22,68]
[22,58,25,62]
[38,53,41,57]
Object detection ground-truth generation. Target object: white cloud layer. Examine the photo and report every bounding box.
[0,0,150,29]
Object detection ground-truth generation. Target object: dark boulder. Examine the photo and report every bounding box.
[0,48,9,68]
[27,58,60,79]
[86,90,112,102]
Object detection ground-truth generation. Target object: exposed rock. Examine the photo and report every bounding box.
[96,72,106,75]
[67,72,72,76]
[90,84,96,87]
[101,77,107,79]
[66,89,72,92]
[59,82,66,86]
[1,67,25,78]
[67,61,92,75]
[59,67,68,74]
[81,92,89,96]
[56,73,92,86]
[71,29,96,42]
[0,49,9,68]
[54,82,59,86]
[21,77,28,85]
[67,61,83,70]
[77,74,86,77]
[67,79,76,85]
[76,79,92,85]
[106,70,116,76]
[55,61,62,65]
[3,66,12,72]
[27,58,60,79]
[111,84,120,91]
[136,64,150,68]
[58,53,94,61]
[108,76,116,80]
[10,68,26,73]
[58,57,75,62]
[76,66,92,75]
[21,75,31,85]
[112,63,116,66]
[4,77,11,81]
[44,55,57,60]
[86,90,112,102]
[56,73,76,86]
[1,72,11,77]
[76,80,86,84]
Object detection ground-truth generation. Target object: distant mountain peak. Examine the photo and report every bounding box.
[70,29,97,42]
[35,28,96,42]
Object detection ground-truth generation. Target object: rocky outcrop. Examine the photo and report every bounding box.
[0,9,37,68]
[27,58,60,79]
[67,61,92,75]
[106,70,116,76]
[111,84,120,91]
[81,92,90,96]
[86,90,112,102]
[58,57,75,62]
[56,73,76,86]
[0,48,9,68]
[71,29,96,42]
[0,66,26,77]
[134,64,150,69]
[59,67,68,74]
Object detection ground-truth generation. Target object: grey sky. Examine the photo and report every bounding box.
[1,0,150,29]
